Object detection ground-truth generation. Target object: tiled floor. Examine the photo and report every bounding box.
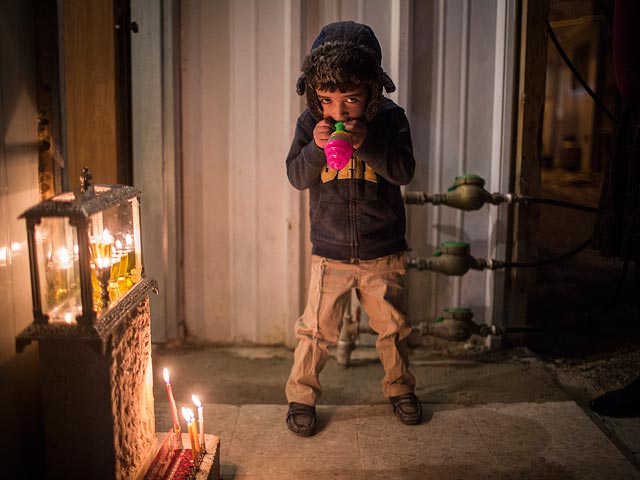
[196,401,639,480]
[152,346,640,479]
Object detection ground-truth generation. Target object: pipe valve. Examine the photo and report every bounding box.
[407,241,504,276]
[404,174,514,211]
[404,174,508,210]
[335,306,503,366]
[415,307,503,343]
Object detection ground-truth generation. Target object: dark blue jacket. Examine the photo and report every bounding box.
[286,98,415,260]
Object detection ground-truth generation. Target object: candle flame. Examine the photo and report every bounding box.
[162,367,170,384]
[182,406,195,423]
[96,256,111,269]
[101,229,113,243]
[64,312,74,324]
[115,239,123,250]
[192,395,202,408]
[58,246,70,266]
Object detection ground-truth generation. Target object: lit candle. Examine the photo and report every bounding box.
[192,394,205,451]
[58,246,72,268]
[189,407,201,456]
[93,230,114,270]
[182,407,197,455]
[92,229,114,265]
[97,256,110,269]
[101,229,114,243]
[54,246,72,304]
[182,407,201,457]
[58,245,71,272]
[163,368,181,433]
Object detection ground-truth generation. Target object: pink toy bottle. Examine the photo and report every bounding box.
[324,121,353,170]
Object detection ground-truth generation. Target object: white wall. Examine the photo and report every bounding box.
[181,0,305,345]
[131,0,182,342]
[0,2,38,365]
[0,0,44,475]
[407,0,516,335]
[176,0,517,345]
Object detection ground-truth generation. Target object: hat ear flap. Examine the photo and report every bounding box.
[305,84,324,122]
[381,71,396,93]
[364,83,383,122]
[296,75,306,96]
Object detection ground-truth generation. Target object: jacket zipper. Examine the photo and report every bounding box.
[350,172,358,259]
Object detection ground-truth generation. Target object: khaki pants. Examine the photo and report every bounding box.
[286,253,416,406]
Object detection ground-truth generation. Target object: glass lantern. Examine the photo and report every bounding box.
[19,168,146,326]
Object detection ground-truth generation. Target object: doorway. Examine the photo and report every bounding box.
[528,0,639,357]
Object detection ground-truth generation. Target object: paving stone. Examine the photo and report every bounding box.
[152,348,640,478]
[212,403,640,478]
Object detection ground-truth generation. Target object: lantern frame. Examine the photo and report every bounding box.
[16,172,157,352]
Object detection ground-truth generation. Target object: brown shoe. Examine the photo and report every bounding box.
[390,393,422,425]
[286,402,317,436]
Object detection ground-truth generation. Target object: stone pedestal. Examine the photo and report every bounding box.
[20,280,157,480]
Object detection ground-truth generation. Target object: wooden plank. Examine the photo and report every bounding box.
[35,0,64,198]
[508,0,549,325]
[62,0,118,186]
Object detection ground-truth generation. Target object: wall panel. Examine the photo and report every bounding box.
[0,0,44,475]
[182,0,304,344]
[181,0,233,342]
[407,0,516,333]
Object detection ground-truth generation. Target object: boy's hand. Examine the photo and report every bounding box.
[344,119,367,149]
[313,119,334,149]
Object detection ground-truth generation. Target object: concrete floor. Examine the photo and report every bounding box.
[152,345,640,479]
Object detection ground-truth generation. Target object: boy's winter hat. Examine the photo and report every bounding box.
[296,21,395,122]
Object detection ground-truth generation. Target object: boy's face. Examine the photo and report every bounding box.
[315,85,369,122]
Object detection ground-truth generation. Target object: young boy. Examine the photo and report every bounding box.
[285,21,420,436]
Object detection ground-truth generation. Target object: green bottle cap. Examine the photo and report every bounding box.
[441,241,469,248]
[334,121,346,132]
[446,307,472,314]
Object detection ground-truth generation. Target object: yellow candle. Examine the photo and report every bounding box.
[53,246,73,303]
[182,407,197,455]
[163,368,181,433]
[91,230,114,279]
[188,407,201,456]
[183,407,201,458]
[192,394,205,451]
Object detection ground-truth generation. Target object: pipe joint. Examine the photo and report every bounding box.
[408,242,479,276]
[419,308,503,342]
